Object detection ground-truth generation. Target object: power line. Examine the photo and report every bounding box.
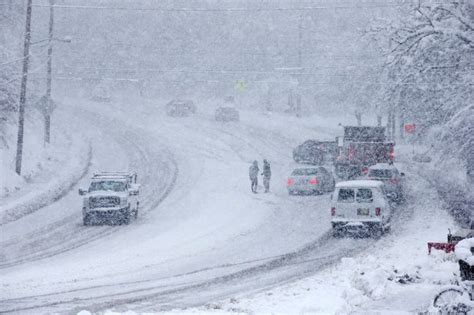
[51,65,473,76]
[0,57,25,67]
[30,2,436,12]
[26,74,473,88]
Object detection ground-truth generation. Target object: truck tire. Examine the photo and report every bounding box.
[121,207,131,225]
[83,214,91,226]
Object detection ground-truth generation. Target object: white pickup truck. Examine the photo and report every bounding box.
[79,172,139,225]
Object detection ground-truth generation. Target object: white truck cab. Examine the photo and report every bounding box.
[79,172,139,225]
[331,180,391,237]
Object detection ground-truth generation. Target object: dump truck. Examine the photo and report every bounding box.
[334,126,394,179]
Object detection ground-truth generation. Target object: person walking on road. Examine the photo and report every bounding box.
[249,160,259,193]
[262,159,271,193]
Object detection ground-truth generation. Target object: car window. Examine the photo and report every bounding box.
[369,169,393,178]
[292,169,319,176]
[356,188,373,203]
[89,181,126,192]
[337,188,354,202]
[318,167,328,175]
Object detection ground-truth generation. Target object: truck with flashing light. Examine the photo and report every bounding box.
[334,126,395,179]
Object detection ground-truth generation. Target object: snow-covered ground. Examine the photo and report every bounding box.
[193,162,460,314]
[1,96,463,314]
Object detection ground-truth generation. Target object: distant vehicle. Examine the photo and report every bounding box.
[293,140,338,165]
[90,87,111,103]
[334,126,395,179]
[412,153,432,163]
[215,106,239,122]
[79,172,139,225]
[287,166,335,195]
[166,100,196,117]
[367,163,405,203]
[331,180,391,237]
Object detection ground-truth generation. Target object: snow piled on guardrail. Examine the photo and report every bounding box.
[0,137,91,225]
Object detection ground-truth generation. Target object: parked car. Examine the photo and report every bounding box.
[79,172,140,225]
[166,100,196,117]
[90,87,111,103]
[331,180,391,237]
[287,166,335,195]
[293,140,337,165]
[215,106,239,122]
[367,163,405,203]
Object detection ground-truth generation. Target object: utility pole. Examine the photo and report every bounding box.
[45,0,54,144]
[296,13,303,117]
[15,0,33,175]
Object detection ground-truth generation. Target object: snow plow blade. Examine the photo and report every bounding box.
[427,242,456,254]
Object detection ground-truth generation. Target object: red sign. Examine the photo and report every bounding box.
[404,123,416,134]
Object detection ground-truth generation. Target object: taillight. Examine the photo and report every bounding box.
[362,167,369,175]
[348,145,355,160]
[331,207,336,216]
[375,207,381,216]
[389,147,395,160]
[309,177,319,185]
[287,178,294,186]
[390,178,399,184]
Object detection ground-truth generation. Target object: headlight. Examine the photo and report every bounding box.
[121,198,127,206]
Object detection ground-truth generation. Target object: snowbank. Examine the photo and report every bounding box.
[0,113,92,225]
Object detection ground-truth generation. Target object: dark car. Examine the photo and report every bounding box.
[293,140,337,165]
[215,107,239,122]
[166,100,196,117]
[367,163,405,203]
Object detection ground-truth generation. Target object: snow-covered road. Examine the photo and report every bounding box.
[0,98,434,314]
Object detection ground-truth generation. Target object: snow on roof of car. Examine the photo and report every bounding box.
[336,180,384,188]
[368,163,398,170]
[93,172,135,177]
[92,176,128,181]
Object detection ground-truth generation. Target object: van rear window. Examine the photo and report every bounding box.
[356,188,373,202]
[338,188,354,202]
[369,169,393,178]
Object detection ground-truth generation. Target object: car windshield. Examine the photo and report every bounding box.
[356,188,373,203]
[89,181,127,192]
[369,169,393,178]
[338,188,354,202]
[292,168,318,176]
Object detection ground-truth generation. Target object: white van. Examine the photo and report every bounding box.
[330,180,391,236]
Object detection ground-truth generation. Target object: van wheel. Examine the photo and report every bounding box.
[332,229,342,238]
[372,223,384,238]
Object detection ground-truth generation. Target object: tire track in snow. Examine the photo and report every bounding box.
[0,109,178,269]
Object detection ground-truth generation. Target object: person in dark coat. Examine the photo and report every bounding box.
[249,160,259,193]
[262,159,271,193]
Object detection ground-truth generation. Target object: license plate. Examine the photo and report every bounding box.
[357,208,369,215]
